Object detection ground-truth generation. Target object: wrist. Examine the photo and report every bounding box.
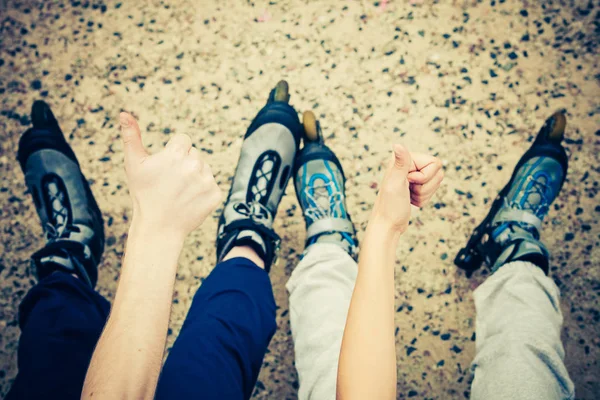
[367,214,404,243]
[128,217,186,249]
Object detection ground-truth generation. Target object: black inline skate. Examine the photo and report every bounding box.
[18,101,105,287]
[216,81,303,271]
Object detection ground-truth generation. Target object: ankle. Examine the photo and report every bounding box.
[223,245,266,270]
[308,232,357,258]
[490,237,550,275]
[216,220,280,272]
[31,239,99,287]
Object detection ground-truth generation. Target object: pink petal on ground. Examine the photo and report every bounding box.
[257,10,271,22]
[380,0,389,10]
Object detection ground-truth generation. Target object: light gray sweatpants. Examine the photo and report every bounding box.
[287,246,574,400]
[471,261,575,400]
[286,243,357,400]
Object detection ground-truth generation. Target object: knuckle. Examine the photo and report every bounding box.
[411,185,423,195]
[207,188,222,208]
[186,159,201,172]
[190,156,202,167]
[167,134,191,152]
[166,136,178,146]
[122,134,134,144]
[412,197,425,207]
[202,172,215,185]
[174,133,191,142]
[213,187,223,203]
[166,144,183,157]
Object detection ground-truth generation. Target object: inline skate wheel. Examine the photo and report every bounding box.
[302,110,321,142]
[547,111,566,144]
[31,100,58,129]
[273,80,290,103]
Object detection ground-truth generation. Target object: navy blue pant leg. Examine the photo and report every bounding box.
[156,257,277,400]
[7,272,110,400]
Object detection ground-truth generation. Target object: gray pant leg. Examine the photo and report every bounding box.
[286,243,357,400]
[471,261,575,400]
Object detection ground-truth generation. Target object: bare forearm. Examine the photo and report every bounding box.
[337,218,399,400]
[337,144,442,399]
[82,219,183,399]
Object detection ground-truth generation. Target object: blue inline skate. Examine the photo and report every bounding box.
[455,111,569,276]
[293,111,357,257]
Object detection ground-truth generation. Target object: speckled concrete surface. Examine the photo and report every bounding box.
[0,0,599,398]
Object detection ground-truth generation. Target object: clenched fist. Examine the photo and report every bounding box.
[120,112,222,240]
[372,144,444,234]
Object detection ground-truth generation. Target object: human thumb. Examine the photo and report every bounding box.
[391,144,411,176]
[120,112,147,163]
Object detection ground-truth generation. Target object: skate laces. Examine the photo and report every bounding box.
[45,222,71,242]
[42,175,82,243]
[232,201,273,226]
[507,176,552,219]
[522,177,552,218]
[35,223,94,275]
[303,182,345,223]
[45,223,94,245]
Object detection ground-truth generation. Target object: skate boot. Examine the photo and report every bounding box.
[17,101,105,287]
[455,111,569,276]
[216,81,303,271]
[293,111,357,257]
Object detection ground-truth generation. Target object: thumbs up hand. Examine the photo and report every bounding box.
[372,145,443,235]
[120,112,222,241]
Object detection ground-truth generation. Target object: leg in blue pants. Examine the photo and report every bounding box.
[7,257,276,400]
[156,257,277,399]
[6,272,110,400]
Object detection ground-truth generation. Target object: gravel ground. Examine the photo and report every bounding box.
[0,0,598,398]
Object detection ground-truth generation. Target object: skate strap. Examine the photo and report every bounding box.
[217,218,281,272]
[307,218,354,240]
[221,219,280,242]
[493,208,543,232]
[31,240,96,287]
[492,235,550,274]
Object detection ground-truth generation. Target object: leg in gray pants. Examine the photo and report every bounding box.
[457,112,575,399]
[471,261,575,400]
